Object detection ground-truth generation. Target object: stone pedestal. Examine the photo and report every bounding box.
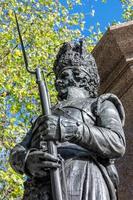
[92,21,133,200]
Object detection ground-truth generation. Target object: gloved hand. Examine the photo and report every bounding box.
[32,114,82,143]
[59,116,82,142]
[25,149,60,177]
[32,115,60,141]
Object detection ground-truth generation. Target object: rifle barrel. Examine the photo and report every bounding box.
[36,68,63,200]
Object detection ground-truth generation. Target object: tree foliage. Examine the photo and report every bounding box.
[0,0,132,199]
[121,0,133,20]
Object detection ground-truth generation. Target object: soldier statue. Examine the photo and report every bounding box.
[9,41,126,200]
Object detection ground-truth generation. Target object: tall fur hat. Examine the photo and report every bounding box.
[53,40,100,86]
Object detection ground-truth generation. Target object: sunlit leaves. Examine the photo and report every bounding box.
[121,0,133,20]
[0,166,24,199]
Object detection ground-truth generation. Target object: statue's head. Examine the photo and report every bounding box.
[53,40,100,100]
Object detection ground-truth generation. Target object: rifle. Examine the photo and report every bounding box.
[14,12,63,200]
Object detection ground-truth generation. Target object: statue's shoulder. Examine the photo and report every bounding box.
[52,98,95,110]
[81,97,97,113]
[52,98,97,119]
[52,94,125,125]
[96,93,125,126]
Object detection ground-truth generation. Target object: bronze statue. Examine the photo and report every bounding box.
[9,41,126,200]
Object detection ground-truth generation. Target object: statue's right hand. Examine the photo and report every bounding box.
[25,150,60,177]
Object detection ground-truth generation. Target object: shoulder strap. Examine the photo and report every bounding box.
[96,93,125,126]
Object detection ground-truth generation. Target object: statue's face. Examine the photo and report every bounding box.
[55,67,88,100]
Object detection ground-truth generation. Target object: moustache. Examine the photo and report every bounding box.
[55,79,77,88]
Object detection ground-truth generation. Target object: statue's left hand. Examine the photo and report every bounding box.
[32,115,60,141]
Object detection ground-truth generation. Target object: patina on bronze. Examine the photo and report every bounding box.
[9,40,126,200]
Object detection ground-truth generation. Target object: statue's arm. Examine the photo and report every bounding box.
[72,100,125,158]
[9,124,60,177]
[33,100,125,159]
[9,129,32,175]
[59,100,125,159]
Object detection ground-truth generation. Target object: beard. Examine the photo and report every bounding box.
[55,78,77,100]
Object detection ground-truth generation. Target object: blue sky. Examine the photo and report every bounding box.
[61,0,124,36]
[83,0,123,35]
[84,0,124,35]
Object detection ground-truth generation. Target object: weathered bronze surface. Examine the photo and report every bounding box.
[10,41,126,200]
